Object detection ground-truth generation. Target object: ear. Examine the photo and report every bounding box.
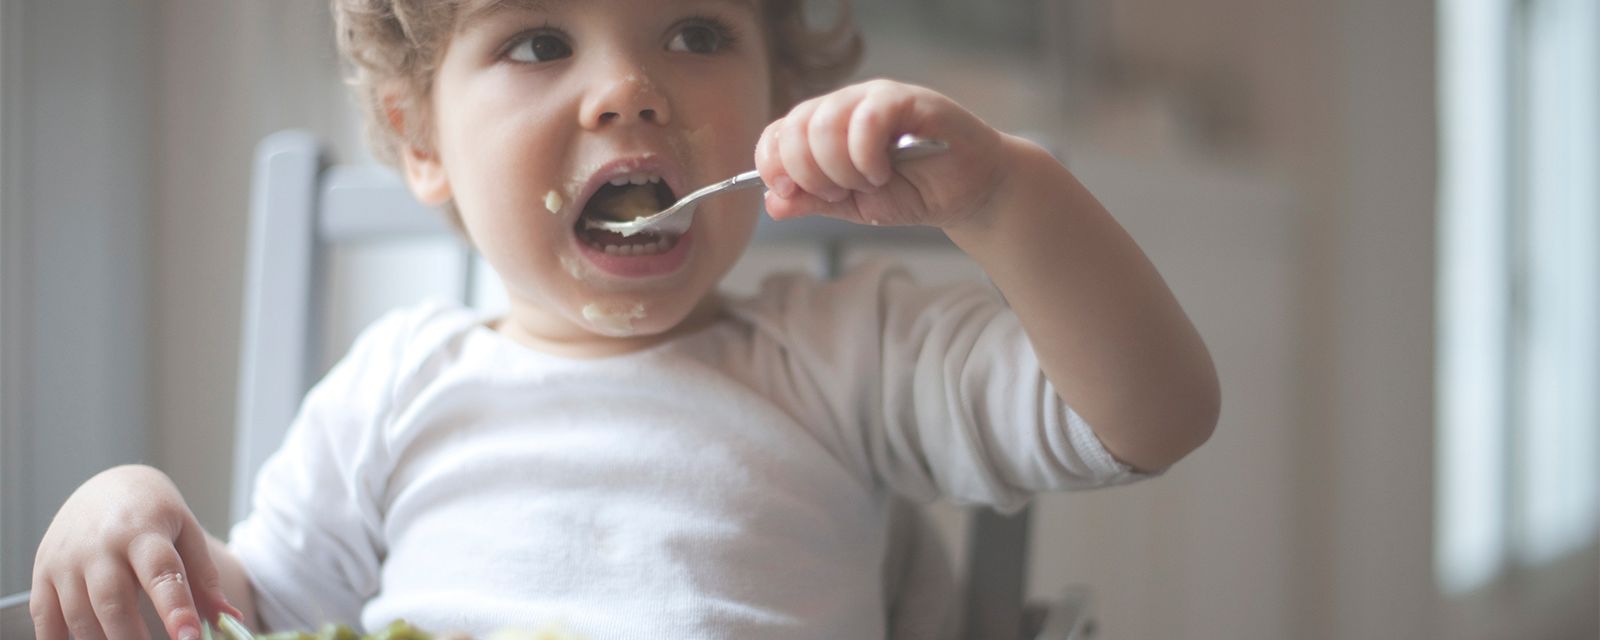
[384,95,452,206]
[400,140,452,206]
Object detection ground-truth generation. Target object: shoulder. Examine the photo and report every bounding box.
[347,298,484,363]
[318,298,489,406]
[722,257,1000,340]
[722,258,911,329]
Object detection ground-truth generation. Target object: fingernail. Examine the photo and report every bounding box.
[180,624,201,640]
[869,172,891,188]
[823,186,850,203]
[772,175,796,198]
[763,191,787,219]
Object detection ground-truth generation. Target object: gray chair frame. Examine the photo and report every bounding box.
[0,130,1093,640]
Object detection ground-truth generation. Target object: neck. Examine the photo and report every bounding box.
[492,293,724,358]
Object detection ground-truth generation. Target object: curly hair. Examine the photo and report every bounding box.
[333,0,863,170]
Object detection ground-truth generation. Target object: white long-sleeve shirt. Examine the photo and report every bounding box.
[229,261,1150,639]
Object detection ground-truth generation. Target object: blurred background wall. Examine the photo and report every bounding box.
[2,1,1595,638]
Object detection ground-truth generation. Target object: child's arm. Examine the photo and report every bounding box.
[756,80,1219,472]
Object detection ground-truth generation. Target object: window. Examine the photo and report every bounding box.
[1436,0,1598,594]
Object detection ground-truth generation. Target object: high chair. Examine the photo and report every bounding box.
[0,131,1095,640]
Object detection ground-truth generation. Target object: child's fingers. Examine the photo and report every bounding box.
[27,581,70,640]
[806,97,879,194]
[171,514,233,617]
[130,533,206,640]
[85,563,152,640]
[754,120,792,198]
[778,101,849,203]
[55,574,109,640]
[763,186,861,222]
[847,89,902,188]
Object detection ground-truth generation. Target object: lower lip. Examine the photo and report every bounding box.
[573,229,694,278]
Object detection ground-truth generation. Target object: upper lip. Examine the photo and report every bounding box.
[570,153,686,226]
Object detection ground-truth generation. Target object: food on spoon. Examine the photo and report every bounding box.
[584,183,670,223]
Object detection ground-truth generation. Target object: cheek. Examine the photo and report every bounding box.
[444,127,566,234]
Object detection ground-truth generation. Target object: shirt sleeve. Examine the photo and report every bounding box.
[758,260,1160,514]
[227,307,419,632]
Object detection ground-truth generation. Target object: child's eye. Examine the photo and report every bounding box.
[666,18,736,54]
[506,31,572,63]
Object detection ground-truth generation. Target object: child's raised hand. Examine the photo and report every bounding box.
[31,464,240,640]
[755,79,1010,230]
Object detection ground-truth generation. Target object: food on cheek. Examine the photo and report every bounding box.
[544,190,563,215]
[559,255,585,281]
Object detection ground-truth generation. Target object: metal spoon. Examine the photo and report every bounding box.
[585,133,949,237]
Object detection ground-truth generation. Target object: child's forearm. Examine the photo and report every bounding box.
[207,533,261,630]
[945,136,1220,472]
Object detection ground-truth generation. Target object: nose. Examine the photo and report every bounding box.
[579,62,672,130]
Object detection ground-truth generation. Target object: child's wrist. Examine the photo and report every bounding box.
[940,134,1057,245]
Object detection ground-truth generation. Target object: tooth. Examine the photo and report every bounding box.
[629,174,649,185]
[604,245,620,255]
[648,176,661,184]
[609,177,629,186]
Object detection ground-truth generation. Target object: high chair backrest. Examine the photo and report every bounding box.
[232,130,1049,640]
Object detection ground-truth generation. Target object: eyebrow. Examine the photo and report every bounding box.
[457,0,558,30]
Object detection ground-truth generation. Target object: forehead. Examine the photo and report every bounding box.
[458,0,760,28]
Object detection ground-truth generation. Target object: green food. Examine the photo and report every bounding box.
[209,614,585,640]
[210,615,430,640]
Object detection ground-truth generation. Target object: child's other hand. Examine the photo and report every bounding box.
[755,79,1009,230]
[31,464,240,640]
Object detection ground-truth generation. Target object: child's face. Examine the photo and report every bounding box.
[406,0,772,346]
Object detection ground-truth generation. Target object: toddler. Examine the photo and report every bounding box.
[31,0,1219,638]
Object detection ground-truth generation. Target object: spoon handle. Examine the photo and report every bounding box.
[682,134,946,202]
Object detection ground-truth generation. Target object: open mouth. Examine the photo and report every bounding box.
[574,176,681,256]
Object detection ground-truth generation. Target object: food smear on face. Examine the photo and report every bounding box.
[581,302,646,335]
[559,255,585,281]
[544,190,563,215]
[666,126,711,173]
